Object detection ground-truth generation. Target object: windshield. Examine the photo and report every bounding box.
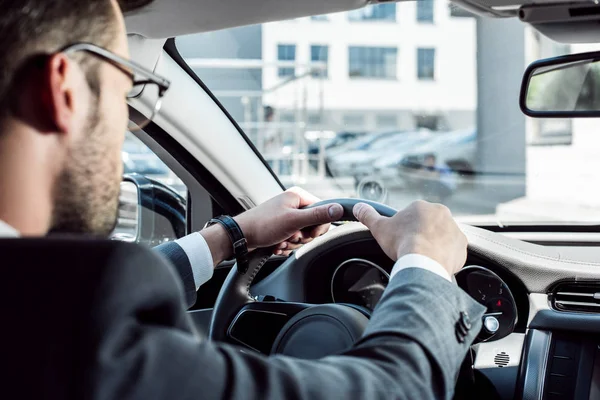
[176,0,600,226]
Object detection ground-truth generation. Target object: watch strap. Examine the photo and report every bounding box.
[208,216,250,274]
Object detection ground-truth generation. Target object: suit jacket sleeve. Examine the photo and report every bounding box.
[154,241,197,308]
[80,244,486,400]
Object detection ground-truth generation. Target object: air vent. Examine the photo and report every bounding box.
[494,352,510,367]
[552,282,600,313]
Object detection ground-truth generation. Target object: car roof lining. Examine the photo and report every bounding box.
[124,0,368,39]
[124,0,600,44]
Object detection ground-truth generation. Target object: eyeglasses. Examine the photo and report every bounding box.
[60,43,171,131]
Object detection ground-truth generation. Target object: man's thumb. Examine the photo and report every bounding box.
[353,203,381,228]
[296,203,344,226]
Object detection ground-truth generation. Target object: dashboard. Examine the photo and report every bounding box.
[330,258,389,312]
[291,235,530,346]
[249,223,600,400]
[330,257,522,343]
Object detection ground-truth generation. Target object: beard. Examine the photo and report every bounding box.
[49,101,121,237]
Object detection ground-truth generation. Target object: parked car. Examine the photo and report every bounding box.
[122,140,170,177]
[307,131,365,155]
[327,130,432,183]
[400,129,477,175]
[398,129,477,199]
[122,139,187,197]
[325,131,389,160]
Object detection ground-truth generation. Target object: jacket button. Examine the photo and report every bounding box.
[455,325,466,343]
[455,312,472,343]
[459,311,471,331]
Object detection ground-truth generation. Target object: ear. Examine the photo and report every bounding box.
[38,53,80,134]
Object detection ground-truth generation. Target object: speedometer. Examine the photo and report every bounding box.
[331,258,389,311]
[455,266,518,342]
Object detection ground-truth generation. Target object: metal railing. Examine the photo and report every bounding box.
[187,58,330,179]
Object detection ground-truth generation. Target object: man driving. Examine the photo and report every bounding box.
[0,0,485,399]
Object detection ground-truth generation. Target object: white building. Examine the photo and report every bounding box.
[181,2,600,222]
[260,1,477,133]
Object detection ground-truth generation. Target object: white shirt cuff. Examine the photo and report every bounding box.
[174,232,214,290]
[390,253,452,283]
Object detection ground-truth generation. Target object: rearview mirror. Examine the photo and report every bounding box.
[520,51,600,118]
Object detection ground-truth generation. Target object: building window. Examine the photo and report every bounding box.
[376,114,398,129]
[343,114,365,129]
[310,45,329,78]
[311,15,328,21]
[348,3,396,21]
[417,0,434,22]
[278,44,296,77]
[417,48,435,80]
[279,111,296,123]
[531,119,573,146]
[349,47,397,79]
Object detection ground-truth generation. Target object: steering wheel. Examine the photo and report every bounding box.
[208,198,397,357]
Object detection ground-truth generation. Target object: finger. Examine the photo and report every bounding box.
[276,240,304,251]
[287,233,303,244]
[274,248,293,257]
[291,203,343,228]
[277,240,302,249]
[284,241,304,251]
[299,237,313,245]
[353,202,383,229]
[286,186,322,208]
[302,223,330,239]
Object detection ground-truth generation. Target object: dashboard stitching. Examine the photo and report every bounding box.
[468,231,560,262]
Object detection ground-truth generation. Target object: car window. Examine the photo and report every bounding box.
[122,132,187,198]
[111,132,188,245]
[176,0,600,226]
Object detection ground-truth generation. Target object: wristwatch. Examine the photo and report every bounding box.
[206,215,250,274]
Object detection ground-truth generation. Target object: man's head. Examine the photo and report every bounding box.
[0,0,149,236]
[264,106,275,122]
[424,154,436,168]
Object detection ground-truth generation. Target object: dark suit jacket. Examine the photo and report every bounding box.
[1,238,485,400]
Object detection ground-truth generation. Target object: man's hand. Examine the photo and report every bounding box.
[235,187,343,256]
[201,188,343,266]
[353,200,467,276]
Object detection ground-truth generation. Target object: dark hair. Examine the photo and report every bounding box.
[119,0,155,12]
[0,0,151,116]
[264,105,275,120]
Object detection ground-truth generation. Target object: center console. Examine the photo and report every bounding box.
[518,330,600,400]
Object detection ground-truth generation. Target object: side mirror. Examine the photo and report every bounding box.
[111,180,141,242]
[356,177,388,203]
[520,51,600,118]
[111,173,187,246]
